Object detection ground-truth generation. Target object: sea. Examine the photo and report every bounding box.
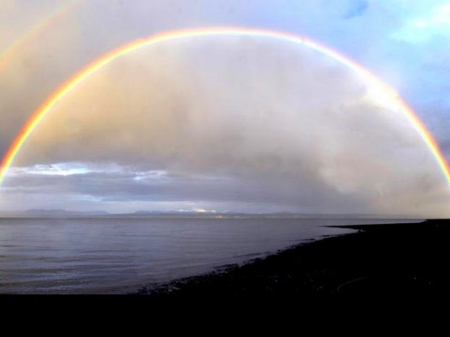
[0,216,420,294]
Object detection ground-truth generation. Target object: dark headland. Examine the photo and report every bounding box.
[137,219,450,297]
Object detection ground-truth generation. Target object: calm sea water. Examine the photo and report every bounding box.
[0,217,418,294]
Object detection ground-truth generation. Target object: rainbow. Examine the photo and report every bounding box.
[0,0,82,72]
[1,27,449,187]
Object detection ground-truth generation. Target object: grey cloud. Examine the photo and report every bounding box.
[1,1,450,217]
[3,35,448,217]
[3,161,370,214]
[0,1,441,152]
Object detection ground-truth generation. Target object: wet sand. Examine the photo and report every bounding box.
[137,219,450,297]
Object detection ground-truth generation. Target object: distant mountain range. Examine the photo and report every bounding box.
[0,209,417,219]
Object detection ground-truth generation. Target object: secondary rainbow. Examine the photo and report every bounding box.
[0,0,82,72]
[1,27,449,187]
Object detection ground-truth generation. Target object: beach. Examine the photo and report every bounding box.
[138,219,450,297]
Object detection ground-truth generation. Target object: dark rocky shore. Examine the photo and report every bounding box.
[137,219,450,297]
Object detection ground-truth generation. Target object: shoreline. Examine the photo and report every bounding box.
[137,219,450,296]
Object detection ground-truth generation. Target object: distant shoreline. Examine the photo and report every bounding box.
[0,210,424,220]
[137,219,450,296]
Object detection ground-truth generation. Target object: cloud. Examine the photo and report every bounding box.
[3,34,448,217]
[391,2,450,44]
[0,0,75,53]
[343,0,369,19]
[2,161,369,214]
[1,0,449,161]
[1,1,450,217]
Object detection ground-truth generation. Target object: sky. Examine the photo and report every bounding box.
[1,0,450,217]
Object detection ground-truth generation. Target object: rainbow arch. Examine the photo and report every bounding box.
[1,27,449,187]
